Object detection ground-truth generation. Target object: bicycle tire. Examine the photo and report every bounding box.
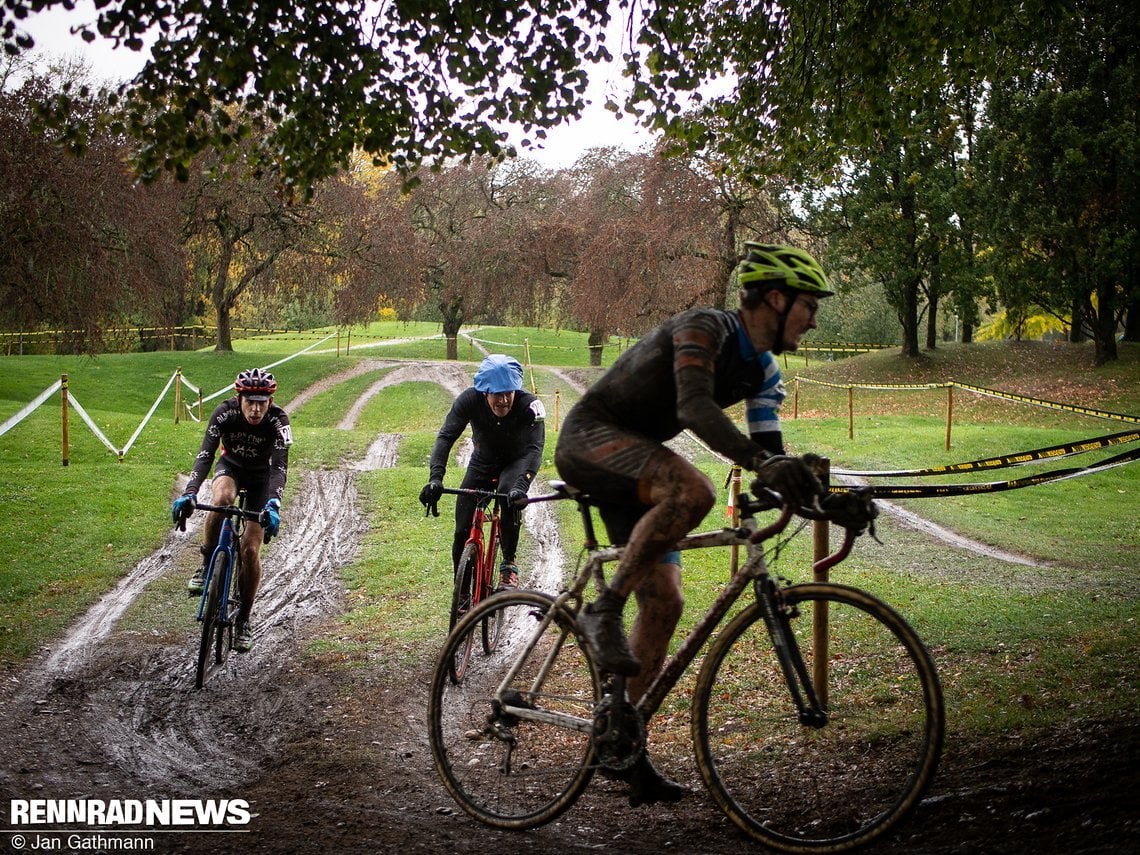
[480,530,503,653]
[692,582,944,853]
[219,547,241,662]
[448,543,478,683]
[428,591,600,830]
[195,551,231,689]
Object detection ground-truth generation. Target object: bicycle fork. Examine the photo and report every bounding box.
[756,576,829,728]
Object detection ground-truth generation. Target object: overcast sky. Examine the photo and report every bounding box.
[20,3,655,170]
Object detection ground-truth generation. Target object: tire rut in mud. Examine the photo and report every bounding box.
[0,468,365,797]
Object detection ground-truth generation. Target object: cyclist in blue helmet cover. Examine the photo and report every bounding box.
[420,354,546,590]
[171,368,292,653]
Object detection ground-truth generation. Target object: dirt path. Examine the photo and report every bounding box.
[0,361,1135,854]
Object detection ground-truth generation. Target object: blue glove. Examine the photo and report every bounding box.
[172,493,196,529]
[260,498,281,542]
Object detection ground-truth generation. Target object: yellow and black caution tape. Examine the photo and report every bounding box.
[797,376,1140,425]
[951,382,1140,424]
[831,444,1140,499]
[834,429,1140,477]
[797,377,946,391]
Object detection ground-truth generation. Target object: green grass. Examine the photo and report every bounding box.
[0,332,1137,750]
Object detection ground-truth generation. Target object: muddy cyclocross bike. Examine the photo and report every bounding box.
[177,495,261,689]
[428,481,944,853]
[431,486,514,683]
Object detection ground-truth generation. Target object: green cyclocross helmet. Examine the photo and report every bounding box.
[736,242,834,297]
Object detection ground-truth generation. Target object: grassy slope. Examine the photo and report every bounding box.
[0,333,1136,743]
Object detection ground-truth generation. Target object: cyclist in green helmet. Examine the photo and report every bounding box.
[554,242,833,807]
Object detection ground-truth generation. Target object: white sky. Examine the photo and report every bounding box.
[19,3,656,170]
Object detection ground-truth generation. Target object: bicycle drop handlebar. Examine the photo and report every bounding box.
[175,501,262,532]
[424,486,529,518]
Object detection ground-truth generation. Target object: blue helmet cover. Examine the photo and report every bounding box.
[473,354,524,393]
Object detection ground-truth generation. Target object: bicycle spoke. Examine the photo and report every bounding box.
[694,584,943,852]
[429,592,600,829]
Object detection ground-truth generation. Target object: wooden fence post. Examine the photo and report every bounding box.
[847,385,854,439]
[812,457,831,706]
[945,384,954,450]
[60,373,70,467]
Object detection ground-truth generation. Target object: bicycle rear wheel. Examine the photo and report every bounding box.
[195,552,232,689]
[693,582,944,853]
[448,543,478,683]
[428,591,600,830]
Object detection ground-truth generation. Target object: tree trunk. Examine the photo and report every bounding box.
[925,293,938,350]
[212,241,235,352]
[898,183,921,358]
[214,303,234,352]
[439,296,464,361]
[1069,296,1086,343]
[587,328,606,367]
[900,278,921,357]
[1122,294,1139,342]
[1091,281,1118,366]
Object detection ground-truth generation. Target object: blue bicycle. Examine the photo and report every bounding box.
[179,498,261,689]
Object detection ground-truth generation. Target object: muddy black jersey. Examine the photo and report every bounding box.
[569,307,771,468]
[185,398,292,501]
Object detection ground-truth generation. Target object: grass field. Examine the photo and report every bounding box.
[1,326,1137,742]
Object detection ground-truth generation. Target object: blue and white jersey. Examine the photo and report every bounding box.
[744,350,786,438]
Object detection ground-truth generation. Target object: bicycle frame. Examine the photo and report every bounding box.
[196,512,242,626]
[193,497,260,624]
[495,491,850,736]
[467,494,503,605]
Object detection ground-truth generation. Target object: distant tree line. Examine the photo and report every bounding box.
[0,0,1135,365]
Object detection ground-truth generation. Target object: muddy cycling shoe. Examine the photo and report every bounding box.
[187,567,206,597]
[602,755,687,808]
[498,563,520,590]
[576,600,641,677]
[234,620,254,653]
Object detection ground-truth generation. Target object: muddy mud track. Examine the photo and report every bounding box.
[0,467,362,800]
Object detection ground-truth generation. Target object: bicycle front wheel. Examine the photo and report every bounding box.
[195,552,231,690]
[428,591,600,830]
[693,582,944,853]
[448,543,478,683]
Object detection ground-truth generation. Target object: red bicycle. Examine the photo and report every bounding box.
[437,486,510,682]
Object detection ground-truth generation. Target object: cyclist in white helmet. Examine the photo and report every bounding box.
[172,368,292,653]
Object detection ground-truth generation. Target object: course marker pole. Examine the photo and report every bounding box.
[61,373,70,467]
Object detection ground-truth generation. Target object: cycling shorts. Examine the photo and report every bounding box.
[212,459,271,511]
[555,414,682,567]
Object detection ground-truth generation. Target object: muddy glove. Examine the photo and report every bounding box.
[259,498,281,542]
[507,488,529,509]
[821,490,879,535]
[419,480,443,517]
[419,480,443,506]
[172,492,196,530]
[749,454,823,510]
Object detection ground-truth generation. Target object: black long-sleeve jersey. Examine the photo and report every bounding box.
[428,387,545,493]
[185,398,292,502]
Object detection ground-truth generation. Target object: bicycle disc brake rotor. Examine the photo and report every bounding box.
[591,693,647,772]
